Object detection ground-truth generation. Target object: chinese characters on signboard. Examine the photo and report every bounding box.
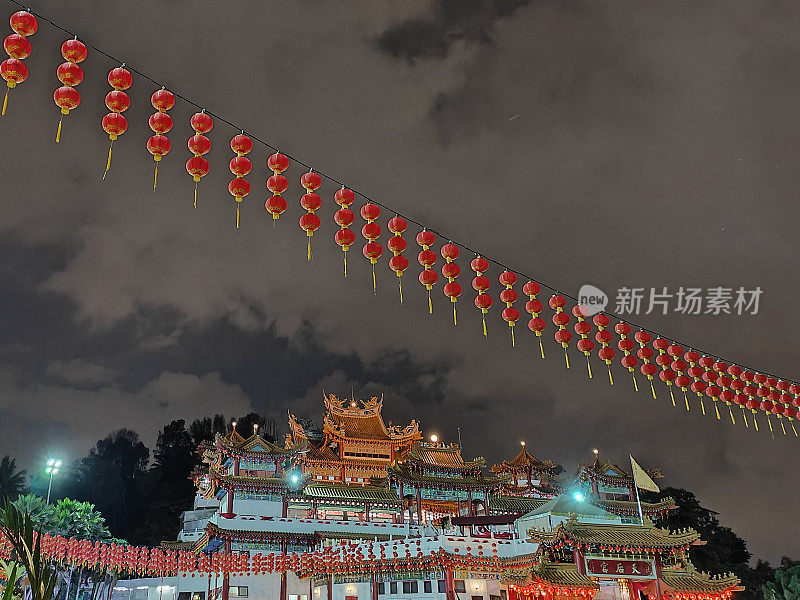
[585,557,656,579]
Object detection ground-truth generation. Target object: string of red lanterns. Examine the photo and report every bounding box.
[53,37,86,142]
[229,133,253,229]
[2,5,798,439]
[1,10,36,115]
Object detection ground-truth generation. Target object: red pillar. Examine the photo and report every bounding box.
[282,494,288,518]
[590,478,599,497]
[416,488,423,524]
[279,540,288,600]
[327,575,333,600]
[233,456,240,476]
[365,502,371,522]
[371,573,378,600]
[225,488,234,516]
[467,489,474,516]
[445,566,456,600]
[628,484,636,501]
[222,539,231,600]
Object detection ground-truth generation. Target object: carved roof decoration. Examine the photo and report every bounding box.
[321,393,421,443]
[403,441,485,471]
[492,446,564,477]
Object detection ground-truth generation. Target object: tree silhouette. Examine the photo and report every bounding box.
[0,457,27,502]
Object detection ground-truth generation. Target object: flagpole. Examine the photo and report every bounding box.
[630,454,645,525]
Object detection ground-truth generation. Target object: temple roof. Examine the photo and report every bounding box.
[534,561,600,589]
[388,463,507,489]
[528,515,700,550]
[317,393,422,442]
[488,495,551,514]
[594,497,676,517]
[492,445,563,476]
[214,432,298,457]
[577,455,663,485]
[523,495,616,519]
[405,441,485,470]
[300,482,401,503]
[659,567,742,592]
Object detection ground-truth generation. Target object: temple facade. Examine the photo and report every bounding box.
[116,392,741,600]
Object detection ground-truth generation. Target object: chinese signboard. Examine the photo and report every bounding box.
[584,557,656,580]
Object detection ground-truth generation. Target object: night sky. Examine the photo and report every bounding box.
[0,0,798,563]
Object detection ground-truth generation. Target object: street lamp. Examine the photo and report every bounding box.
[45,458,61,504]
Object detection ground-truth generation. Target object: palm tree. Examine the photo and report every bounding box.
[0,457,26,501]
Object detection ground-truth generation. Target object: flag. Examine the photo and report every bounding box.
[630,455,660,492]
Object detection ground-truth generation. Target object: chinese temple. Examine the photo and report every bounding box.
[116,391,741,600]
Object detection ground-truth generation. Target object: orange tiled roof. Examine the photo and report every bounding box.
[406,442,484,470]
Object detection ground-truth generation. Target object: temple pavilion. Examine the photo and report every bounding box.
[116,391,741,600]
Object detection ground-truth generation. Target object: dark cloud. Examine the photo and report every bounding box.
[376,0,532,62]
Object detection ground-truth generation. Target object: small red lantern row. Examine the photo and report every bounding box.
[334,187,356,275]
[1,10,36,116]
[416,230,438,314]
[186,111,213,209]
[387,216,408,301]
[53,37,87,142]
[266,152,289,221]
[361,203,382,293]
[147,88,175,189]
[299,170,322,257]
[471,256,492,337]
[229,133,253,229]
[100,65,132,179]
[441,243,461,325]
[524,281,546,358]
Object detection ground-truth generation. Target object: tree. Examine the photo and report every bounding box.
[65,429,149,541]
[765,560,800,600]
[11,494,55,531]
[646,487,772,600]
[188,414,228,447]
[0,457,26,502]
[51,499,111,540]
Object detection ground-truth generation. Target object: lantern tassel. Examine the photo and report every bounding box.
[700,397,706,416]
[236,204,240,229]
[153,164,159,190]
[307,236,312,261]
[510,325,515,348]
[683,390,690,411]
[1,87,8,116]
[538,336,545,359]
[371,263,376,294]
[780,419,786,436]
[427,290,432,314]
[481,313,487,337]
[791,421,797,437]
[343,251,348,277]
[767,414,774,436]
[194,182,198,209]
[650,378,656,399]
[668,385,675,406]
[56,115,64,143]
[713,401,721,420]
[452,300,457,326]
[742,408,748,428]
[586,355,593,379]
[398,277,403,304]
[564,348,570,369]
[753,413,759,432]
[102,140,114,181]
[631,371,638,392]
[607,366,614,386]
[729,405,736,426]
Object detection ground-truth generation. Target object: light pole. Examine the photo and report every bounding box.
[45,458,61,504]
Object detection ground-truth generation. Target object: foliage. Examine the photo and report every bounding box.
[0,458,26,502]
[764,560,800,600]
[11,495,55,532]
[0,499,59,600]
[50,499,111,540]
[0,559,21,600]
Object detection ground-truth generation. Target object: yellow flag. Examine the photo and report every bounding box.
[630,455,660,492]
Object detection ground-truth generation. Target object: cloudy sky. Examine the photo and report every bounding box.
[0,0,798,562]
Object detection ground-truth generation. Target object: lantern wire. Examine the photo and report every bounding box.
[7,0,800,391]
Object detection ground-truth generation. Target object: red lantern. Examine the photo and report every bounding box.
[573,306,594,378]
[266,152,289,222]
[471,256,492,337]
[229,134,253,228]
[186,111,213,208]
[653,338,676,406]
[299,170,322,257]
[2,10,36,116]
[361,203,382,292]
[147,88,175,189]
[685,350,707,415]
[635,331,657,398]
[668,344,691,411]
[713,361,737,425]
[593,313,615,385]
[441,243,461,325]
[699,356,722,420]
[53,38,86,142]
[334,187,356,276]
[387,216,408,302]
[101,65,132,180]
[524,281,546,359]
[499,271,520,347]
[615,322,638,391]
[549,295,572,368]
[416,230,438,313]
